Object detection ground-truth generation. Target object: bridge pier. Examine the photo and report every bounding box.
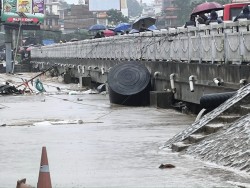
[150,91,174,108]
[31,58,250,110]
[80,76,91,88]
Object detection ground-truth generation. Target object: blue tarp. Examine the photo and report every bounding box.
[42,39,55,46]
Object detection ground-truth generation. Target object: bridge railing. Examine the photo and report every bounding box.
[32,20,250,64]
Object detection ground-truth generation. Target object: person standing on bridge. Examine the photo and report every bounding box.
[206,10,223,25]
[139,23,148,32]
[94,32,102,38]
[100,31,105,38]
[197,13,208,24]
[185,14,196,28]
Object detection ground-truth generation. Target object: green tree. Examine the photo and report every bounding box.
[59,0,70,9]
[173,0,194,26]
[127,0,142,17]
[205,0,231,4]
[107,9,129,25]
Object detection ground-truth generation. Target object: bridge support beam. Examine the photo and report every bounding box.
[150,91,174,109]
[79,76,92,88]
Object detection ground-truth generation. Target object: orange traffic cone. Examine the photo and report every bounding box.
[37,146,52,188]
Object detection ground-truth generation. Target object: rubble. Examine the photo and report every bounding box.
[0,83,21,95]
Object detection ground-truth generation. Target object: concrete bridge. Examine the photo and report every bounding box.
[30,20,250,110]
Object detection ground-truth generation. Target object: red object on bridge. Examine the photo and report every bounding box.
[37,146,52,188]
[103,29,115,37]
[223,2,250,21]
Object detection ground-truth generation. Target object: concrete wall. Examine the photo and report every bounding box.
[31,58,250,105]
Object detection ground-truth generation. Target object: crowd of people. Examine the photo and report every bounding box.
[185,5,250,28]
[184,10,223,28]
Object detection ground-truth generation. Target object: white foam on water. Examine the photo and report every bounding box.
[33,121,52,126]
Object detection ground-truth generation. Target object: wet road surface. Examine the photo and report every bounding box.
[0,75,250,188]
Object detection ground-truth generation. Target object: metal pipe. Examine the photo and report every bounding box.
[170,73,176,92]
[82,66,85,74]
[240,79,247,85]
[77,65,81,74]
[154,71,161,78]
[213,78,222,86]
[101,67,105,75]
[189,75,195,92]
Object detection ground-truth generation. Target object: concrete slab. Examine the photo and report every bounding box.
[240,105,250,115]
[215,115,241,123]
[188,133,207,143]
[150,91,174,108]
[204,123,225,134]
[172,142,191,152]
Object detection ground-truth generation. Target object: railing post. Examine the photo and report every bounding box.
[238,19,250,63]
[223,21,239,64]
[187,26,197,63]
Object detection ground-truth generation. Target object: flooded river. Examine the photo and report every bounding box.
[0,85,250,187]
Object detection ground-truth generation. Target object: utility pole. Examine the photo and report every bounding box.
[5,28,13,73]
[5,12,27,73]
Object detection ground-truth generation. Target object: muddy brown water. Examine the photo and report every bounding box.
[0,74,250,188]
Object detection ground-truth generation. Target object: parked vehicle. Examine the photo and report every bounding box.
[220,2,250,21]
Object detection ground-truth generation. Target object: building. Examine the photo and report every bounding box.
[43,0,128,33]
[63,4,95,33]
[42,0,62,31]
[91,0,128,26]
[161,0,178,28]
[121,0,129,17]
[154,0,163,16]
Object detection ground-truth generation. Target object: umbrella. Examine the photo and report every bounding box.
[103,30,115,37]
[192,2,224,15]
[114,23,131,32]
[89,24,106,31]
[132,16,156,30]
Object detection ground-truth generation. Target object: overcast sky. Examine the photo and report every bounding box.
[67,0,153,5]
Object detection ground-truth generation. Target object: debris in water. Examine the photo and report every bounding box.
[97,83,106,93]
[16,178,32,188]
[78,119,83,124]
[0,83,22,95]
[159,163,175,169]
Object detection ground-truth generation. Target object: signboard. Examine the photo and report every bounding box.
[89,0,121,11]
[32,0,44,13]
[17,0,32,13]
[1,0,45,25]
[7,17,39,23]
[3,0,17,13]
